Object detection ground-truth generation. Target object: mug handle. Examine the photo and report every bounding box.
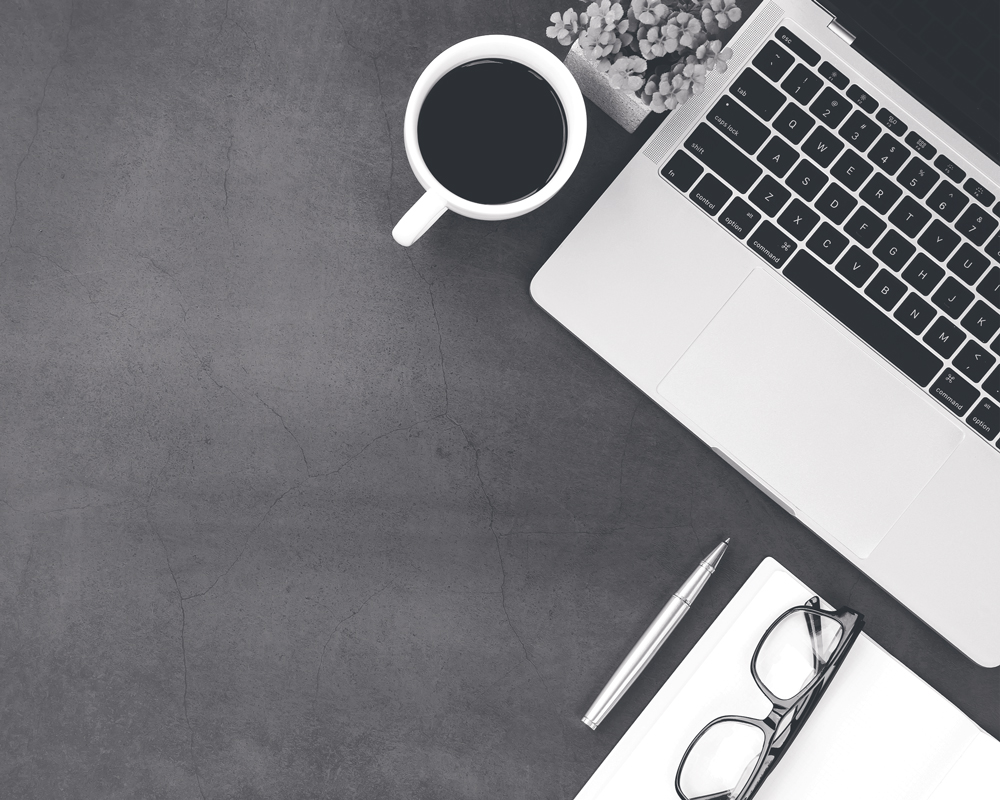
[392,191,448,246]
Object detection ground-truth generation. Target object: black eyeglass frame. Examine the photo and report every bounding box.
[674,596,865,800]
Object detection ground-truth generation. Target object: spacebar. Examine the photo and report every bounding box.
[784,252,943,386]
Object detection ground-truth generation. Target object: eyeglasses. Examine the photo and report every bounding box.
[675,596,864,800]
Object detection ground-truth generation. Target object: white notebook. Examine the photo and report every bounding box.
[575,558,999,800]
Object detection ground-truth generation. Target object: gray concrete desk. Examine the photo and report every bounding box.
[1,1,996,797]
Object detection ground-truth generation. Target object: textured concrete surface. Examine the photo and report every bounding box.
[1,1,997,798]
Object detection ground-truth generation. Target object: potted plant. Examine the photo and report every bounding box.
[546,0,750,131]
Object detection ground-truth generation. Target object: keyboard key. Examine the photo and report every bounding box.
[897,158,939,198]
[844,206,886,247]
[929,368,979,416]
[707,96,770,153]
[986,232,1000,262]
[684,124,763,193]
[859,172,902,214]
[868,134,909,175]
[831,149,873,190]
[775,27,820,66]
[934,154,966,184]
[978,266,1000,309]
[838,111,880,152]
[875,108,907,136]
[964,178,995,206]
[785,251,943,385]
[815,183,857,225]
[923,317,966,358]
[902,253,945,295]
[782,64,823,105]
[893,292,936,334]
[865,268,906,310]
[748,220,797,268]
[947,243,990,285]
[954,341,996,383]
[772,102,816,144]
[785,159,827,201]
[955,204,998,246]
[904,131,936,160]
[756,136,799,177]
[806,222,849,263]
[966,398,999,440]
[961,300,1000,342]
[749,175,791,216]
[690,173,732,215]
[932,276,974,318]
[661,150,703,191]
[777,198,820,241]
[810,87,851,128]
[888,196,931,237]
[730,68,786,121]
[836,246,878,287]
[753,40,795,81]
[707,98,768,152]
[818,61,849,89]
[801,126,843,167]
[984,366,1000,401]
[719,197,761,239]
[925,181,969,222]
[917,219,960,261]
[846,84,877,113]
[873,230,916,271]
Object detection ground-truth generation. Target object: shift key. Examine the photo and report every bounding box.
[684,124,763,193]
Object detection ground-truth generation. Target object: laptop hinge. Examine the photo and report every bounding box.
[812,1,856,45]
[827,18,855,45]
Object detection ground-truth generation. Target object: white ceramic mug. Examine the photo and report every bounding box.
[392,35,587,247]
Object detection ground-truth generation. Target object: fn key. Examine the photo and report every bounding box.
[661,150,703,191]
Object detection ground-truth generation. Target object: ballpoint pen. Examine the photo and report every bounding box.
[582,538,729,730]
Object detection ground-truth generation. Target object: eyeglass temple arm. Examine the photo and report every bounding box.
[803,596,825,671]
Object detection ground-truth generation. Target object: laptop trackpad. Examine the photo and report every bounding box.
[657,270,963,558]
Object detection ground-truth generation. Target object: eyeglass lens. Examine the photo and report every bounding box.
[677,720,765,800]
[755,610,844,700]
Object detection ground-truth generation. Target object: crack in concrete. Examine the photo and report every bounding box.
[313,415,445,480]
[312,584,391,713]
[254,393,311,475]
[13,246,98,303]
[183,484,301,602]
[146,477,207,800]
[4,1,74,266]
[7,65,57,253]
[447,417,544,683]
[222,134,237,253]
[222,135,233,210]
[140,254,189,322]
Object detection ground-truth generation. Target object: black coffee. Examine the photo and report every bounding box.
[417,58,567,205]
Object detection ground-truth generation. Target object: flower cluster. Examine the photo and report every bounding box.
[545,0,744,113]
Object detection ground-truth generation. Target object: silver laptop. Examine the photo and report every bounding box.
[532,0,1000,666]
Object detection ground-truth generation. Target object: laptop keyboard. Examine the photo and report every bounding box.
[660,25,1000,448]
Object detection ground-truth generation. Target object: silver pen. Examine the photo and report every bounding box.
[582,538,729,730]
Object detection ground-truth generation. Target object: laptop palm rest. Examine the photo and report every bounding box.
[657,270,964,558]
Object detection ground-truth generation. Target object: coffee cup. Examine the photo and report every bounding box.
[392,35,587,246]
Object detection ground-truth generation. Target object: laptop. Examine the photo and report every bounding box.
[531,0,1000,667]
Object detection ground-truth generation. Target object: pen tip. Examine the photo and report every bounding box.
[724,537,730,544]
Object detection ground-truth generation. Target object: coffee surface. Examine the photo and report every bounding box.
[417,59,567,205]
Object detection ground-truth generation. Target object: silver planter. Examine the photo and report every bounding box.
[563,40,654,133]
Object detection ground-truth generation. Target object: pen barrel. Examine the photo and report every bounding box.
[582,593,691,728]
